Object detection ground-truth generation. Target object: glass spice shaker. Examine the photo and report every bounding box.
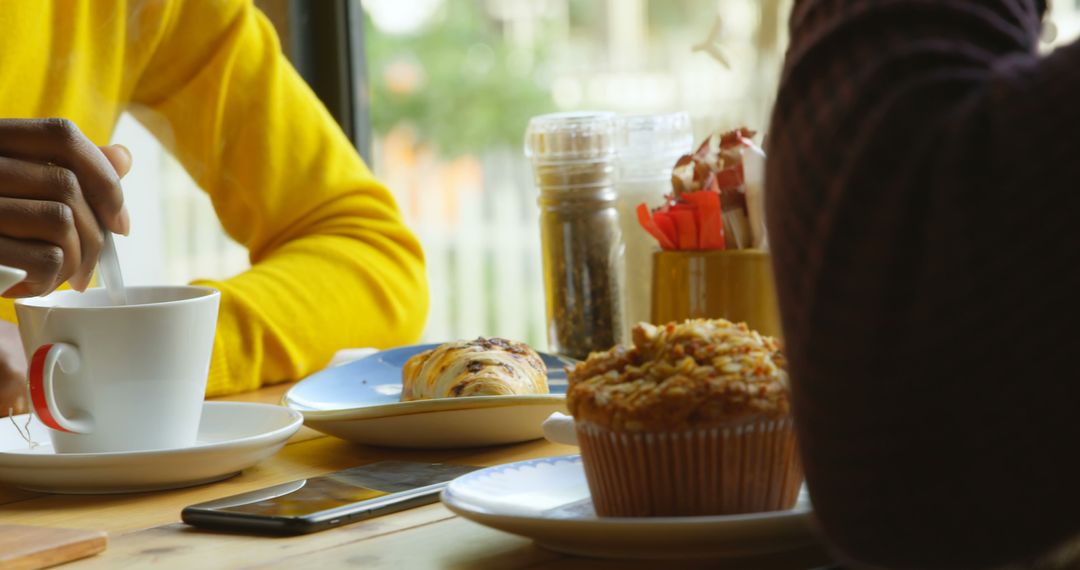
[615,113,693,338]
[524,112,624,360]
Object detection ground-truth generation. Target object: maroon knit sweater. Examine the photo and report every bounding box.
[767,1,1079,568]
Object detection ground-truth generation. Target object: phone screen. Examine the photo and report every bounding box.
[183,461,479,534]
[216,477,391,517]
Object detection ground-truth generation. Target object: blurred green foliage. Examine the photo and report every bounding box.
[365,2,556,157]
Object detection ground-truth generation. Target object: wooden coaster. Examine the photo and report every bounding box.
[0,524,106,570]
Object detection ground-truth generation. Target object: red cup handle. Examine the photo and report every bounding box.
[28,342,88,434]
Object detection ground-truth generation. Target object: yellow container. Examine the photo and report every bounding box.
[650,249,781,338]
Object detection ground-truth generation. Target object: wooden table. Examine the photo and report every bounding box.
[0,384,834,569]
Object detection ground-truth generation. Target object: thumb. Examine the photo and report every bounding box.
[98,144,133,178]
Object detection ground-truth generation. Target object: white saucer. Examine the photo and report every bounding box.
[0,402,302,494]
[284,344,575,448]
[442,455,817,560]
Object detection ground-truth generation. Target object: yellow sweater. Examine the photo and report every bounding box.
[0,0,428,395]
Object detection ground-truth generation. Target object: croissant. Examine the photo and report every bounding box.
[401,338,548,401]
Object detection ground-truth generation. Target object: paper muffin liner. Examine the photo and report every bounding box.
[575,417,802,517]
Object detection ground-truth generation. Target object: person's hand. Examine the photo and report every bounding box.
[0,321,27,417]
[0,118,132,298]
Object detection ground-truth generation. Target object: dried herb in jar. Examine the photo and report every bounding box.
[526,113,625,360]
[538,184,624,359]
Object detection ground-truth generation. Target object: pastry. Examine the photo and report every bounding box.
[566,319,801,517]
[401,337,548,401]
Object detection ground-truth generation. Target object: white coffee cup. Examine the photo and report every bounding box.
[14,286,220,453]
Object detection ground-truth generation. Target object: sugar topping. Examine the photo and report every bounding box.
[566,319,789,432]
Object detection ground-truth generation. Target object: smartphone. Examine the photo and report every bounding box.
[181,460,479,535]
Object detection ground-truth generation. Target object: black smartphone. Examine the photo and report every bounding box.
[181,460,479,535]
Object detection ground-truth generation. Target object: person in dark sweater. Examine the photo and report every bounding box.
[767,0,1079,568]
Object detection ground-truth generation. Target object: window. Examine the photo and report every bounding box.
[363,0,793,348]
[113,0,1080,350]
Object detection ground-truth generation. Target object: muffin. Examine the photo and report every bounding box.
[566,319,801,517]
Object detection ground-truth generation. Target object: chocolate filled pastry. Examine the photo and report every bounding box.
[401,338,549,401]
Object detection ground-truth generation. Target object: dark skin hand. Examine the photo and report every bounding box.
[1,321,27,415]
[0,118,133,415]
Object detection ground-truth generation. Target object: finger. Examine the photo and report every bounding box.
[0,197,81,289]
[0,380,28,417]
[0,156,102,291]
[0,118,128,235]
[97,145,132,235]
[98,144,132,178]
[0,235,67,298]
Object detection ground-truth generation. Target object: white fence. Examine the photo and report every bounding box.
[379,142,551,349]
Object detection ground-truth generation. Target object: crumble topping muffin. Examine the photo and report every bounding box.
[566,319,801,517]
[567,319,788,432]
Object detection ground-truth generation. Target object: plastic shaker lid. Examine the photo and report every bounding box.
[524,111,618,164]
[615,112,693,180]
[616,112,693,162]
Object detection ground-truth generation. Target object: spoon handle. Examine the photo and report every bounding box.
[98,231,128,306]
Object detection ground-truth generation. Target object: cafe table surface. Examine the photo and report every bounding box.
[0,383,835,570]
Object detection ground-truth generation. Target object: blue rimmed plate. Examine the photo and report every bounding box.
[283,344,575,449]
[442,455,818,560]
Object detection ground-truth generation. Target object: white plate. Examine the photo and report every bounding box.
[284,344,575,448]
[442,455,817,560]
[0,402,302,494]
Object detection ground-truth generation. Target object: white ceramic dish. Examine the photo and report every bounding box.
[284,344,575,448]
[0,402,302,494]
[442,455,816,560]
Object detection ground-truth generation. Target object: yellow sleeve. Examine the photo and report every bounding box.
[128,0,428,396]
